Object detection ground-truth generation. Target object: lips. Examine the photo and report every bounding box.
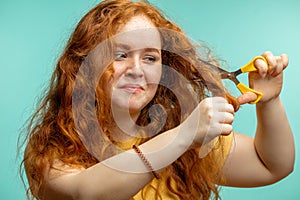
[120,84,144,94]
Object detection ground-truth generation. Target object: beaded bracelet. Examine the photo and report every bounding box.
[132,145,160,179]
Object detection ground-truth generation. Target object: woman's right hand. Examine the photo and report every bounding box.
[191,97,235,147]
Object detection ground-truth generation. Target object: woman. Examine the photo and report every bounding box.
[20,0,294,199]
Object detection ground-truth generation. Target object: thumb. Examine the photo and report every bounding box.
[237,92,258,105]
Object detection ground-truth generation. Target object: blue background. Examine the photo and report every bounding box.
[1,0,299,199]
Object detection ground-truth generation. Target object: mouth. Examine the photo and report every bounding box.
[120,84,145,94]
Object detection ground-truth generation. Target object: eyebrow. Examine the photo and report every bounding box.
[114,43,161,53]
[114,43,131,51]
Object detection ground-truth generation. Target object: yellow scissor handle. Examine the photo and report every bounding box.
[236,82,263,104]
[240,55,268,73]
[238,55,268,104]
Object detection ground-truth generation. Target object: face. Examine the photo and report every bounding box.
[109,15,162,116]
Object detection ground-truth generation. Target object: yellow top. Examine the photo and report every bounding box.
[115,133,233,200]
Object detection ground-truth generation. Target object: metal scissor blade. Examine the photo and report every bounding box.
[198,58,239,84]
[197,58,230,76]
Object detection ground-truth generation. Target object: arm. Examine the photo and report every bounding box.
[221,51,294,187]
[41,125,190,200]
[41,97,235,200]
[255,98,294,178]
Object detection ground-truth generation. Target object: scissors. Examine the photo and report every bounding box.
[199,56,268,104]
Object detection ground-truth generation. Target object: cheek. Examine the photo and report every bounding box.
[112,63,124,81]
[110,65,126,93]
[145,65,162,84]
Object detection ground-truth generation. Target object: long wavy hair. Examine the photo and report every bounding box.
[19,0,240,199]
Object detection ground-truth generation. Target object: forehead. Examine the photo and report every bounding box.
[113,15,161,50]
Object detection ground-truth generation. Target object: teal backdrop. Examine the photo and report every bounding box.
[1,0,299,199]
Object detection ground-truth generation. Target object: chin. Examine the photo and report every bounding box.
[111,100,145,113]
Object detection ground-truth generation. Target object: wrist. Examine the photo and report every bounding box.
[257,96,281,109]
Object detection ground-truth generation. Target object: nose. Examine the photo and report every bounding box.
[125,56,144,79]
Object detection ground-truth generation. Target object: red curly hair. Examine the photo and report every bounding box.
[20,0,239,199]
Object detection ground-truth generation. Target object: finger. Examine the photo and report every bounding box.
[210,97,229,112]
[203,97,227,109]
[237,92,257,105]
[225,103,235,114]
[254,58,268,78]
[281,53,289,70]
[271,56,284,77]
[219,103,234,114]
[263,51,277,75]
[217,112,234,124]
[211,96,228,104]
[220,124,233,136]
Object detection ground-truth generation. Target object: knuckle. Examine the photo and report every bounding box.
[207,110,213,121]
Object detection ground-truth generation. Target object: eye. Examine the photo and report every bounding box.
[114,52,127,61]
[143,55,158,64]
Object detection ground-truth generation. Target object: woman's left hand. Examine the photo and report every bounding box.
[237,51,289,105]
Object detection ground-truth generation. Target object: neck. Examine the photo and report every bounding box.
[110,108,140,142]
